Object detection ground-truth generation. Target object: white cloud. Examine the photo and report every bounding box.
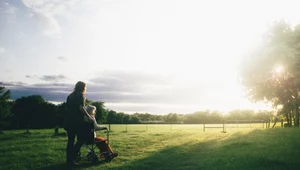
[0,1,17,14]
[31,9,61,37]
[21,0,77,38]
[0,47,5,54]
[57,56,67,61]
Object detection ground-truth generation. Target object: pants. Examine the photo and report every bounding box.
[95,136,113,153]
[66,126,86,163]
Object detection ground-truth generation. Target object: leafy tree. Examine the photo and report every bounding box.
[91,101,108,124]
[226,110,255,120]
[165,113,180,123]
[35,102,56,128]
[130,115,141,124]
[106,110,119,124]
[123,114,131,124]
[0,86,12,132]
[55,102,67,127]
[184,111,208,124]
[239,21,300,126]
[254,110,274,121]
[134,113,153,122]
[183,110,224,124]
[12,95,46,131]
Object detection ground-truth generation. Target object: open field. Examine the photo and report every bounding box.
[108,122,278,133]
[0,124,299,170]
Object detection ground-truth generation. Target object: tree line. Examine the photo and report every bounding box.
[0,86,274,131]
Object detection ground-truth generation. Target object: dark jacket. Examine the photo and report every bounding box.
[64,91,86,130]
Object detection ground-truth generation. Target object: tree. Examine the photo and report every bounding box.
[123,114,131,124]
[130,115,141,124]
[106,110,119,124]
[91,101,108,124]
[226,110,255,120]
[0,86,12,132]
[165,113,180,123]
[55,102,67,128]
[12,95,46,132]
[239,21,300,127]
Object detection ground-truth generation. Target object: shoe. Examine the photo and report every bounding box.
[112,152,118,159]
[67,160,80,167]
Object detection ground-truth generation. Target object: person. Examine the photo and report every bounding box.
[64,81,93,167]
[85,105,118,159]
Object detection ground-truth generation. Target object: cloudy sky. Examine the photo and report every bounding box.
[1,0,300,114]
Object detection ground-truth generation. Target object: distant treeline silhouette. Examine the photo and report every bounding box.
[0,86,273,130]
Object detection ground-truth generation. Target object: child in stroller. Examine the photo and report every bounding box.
[78,105,118,163]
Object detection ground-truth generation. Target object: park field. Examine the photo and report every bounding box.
[0,124,299,170]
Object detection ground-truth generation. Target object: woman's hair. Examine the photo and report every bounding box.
[86,105,96,115]
[74,81,86,93]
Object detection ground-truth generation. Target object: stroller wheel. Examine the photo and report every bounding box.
[76,152,82,161]
[92,155,99,163]
[105,153,112,162]
[87,151,94,161]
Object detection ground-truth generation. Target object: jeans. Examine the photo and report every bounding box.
[66,125,85,163]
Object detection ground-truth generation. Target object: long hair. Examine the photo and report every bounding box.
[74,81,86,93]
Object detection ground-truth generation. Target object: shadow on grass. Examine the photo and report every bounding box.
[52,132,67,137]
[36,161,107,170]
[112,129,299,170]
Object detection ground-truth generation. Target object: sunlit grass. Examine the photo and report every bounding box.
[0,125,299,170]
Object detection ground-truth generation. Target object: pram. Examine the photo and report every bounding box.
[76,122,114,163]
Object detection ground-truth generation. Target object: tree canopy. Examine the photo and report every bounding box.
[0,86,12,131]
[239,21,300,126]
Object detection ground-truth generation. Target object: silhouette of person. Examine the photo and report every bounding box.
[64,81,93,167]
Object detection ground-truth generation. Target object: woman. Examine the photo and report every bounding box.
[85,105,118,159]
[65,81,93,166]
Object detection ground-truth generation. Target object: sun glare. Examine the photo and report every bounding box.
[275,65,284,73]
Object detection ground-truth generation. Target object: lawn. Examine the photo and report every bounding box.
[0,124,299,170]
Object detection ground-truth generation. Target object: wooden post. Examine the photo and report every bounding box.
[203,124,205,132]
[107,129,109,144]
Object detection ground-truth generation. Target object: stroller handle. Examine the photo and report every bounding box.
[106,128,109,144]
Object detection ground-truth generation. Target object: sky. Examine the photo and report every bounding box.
[1,0,300,114]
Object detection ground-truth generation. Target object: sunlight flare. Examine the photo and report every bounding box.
[275,65,284,73]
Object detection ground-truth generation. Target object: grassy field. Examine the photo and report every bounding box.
[0,124,299,170]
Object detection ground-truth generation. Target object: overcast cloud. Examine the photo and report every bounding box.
[1,0,297,114]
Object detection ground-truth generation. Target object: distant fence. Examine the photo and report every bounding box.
[203,122,226,132]
[104,120,272,133]
[224,120,266,132]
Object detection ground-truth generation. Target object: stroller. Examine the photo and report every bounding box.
[76,122,114,163]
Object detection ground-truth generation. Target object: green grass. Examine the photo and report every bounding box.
[0,125,299,170]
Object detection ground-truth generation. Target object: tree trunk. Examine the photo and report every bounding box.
[292,111,295,126]
[289,110,292,126]
[295,103,299,127]
[286,111,290,125]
